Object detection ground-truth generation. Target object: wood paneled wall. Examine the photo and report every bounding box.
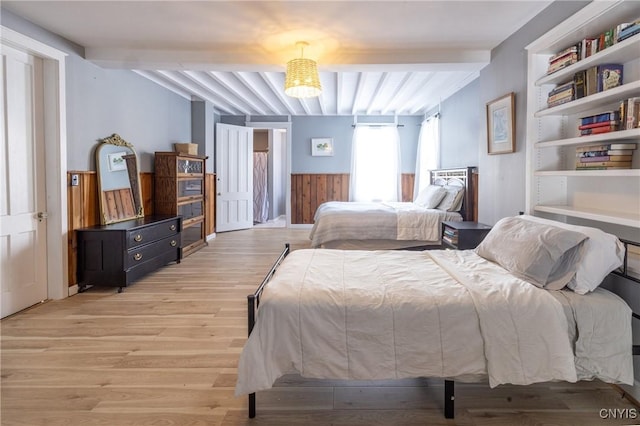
[291,173,415,224]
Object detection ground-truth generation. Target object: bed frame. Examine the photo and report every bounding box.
[245,240,640,419]
[430,166,477,222]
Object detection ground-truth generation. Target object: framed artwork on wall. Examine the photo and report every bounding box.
[486,92,515,155]
[311,138,334,156]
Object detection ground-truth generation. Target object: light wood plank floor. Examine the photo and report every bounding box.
[1,228,637,425]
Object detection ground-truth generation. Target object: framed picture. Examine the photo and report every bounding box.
[486,92,515,155]
[107,151,128,172]
[311,138,334,156]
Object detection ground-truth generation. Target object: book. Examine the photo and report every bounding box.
[607,149,634,155]
[577,149,634,157]
[585,66,598,96]
[624,97,640,129]
[575,143,637,152]
[580,125,618,135]
[617,23,640,41]
[573,71,586,99]
[580,110,620,125]
[548,80,575,96]
[576,161,631,168]
[578,155,632,163]
[548,44,579,63]
[596,63,623,92]
[575,166,632,170]
[578,120,619,130]
[547,88,574,104]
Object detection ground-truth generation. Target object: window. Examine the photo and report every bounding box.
[413,115,440,200]
[349,126,401,202]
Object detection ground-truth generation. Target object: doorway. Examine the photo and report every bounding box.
[252,129,286,228]
[247,122,291,228]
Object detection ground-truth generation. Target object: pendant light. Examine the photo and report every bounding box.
[284,41,322,98]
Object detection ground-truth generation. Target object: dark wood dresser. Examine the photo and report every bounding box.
[76,215,182,291]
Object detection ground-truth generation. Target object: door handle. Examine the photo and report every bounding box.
[37,212,48,222]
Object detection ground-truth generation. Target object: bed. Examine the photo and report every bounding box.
[237,215,638,419]
[308,167,476,249]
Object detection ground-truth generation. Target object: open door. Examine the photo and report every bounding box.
[215,123,253,232]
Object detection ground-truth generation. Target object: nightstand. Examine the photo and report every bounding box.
[441,221,492,250]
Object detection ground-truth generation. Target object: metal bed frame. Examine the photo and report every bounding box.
[430,166,477,222]
[245,239,640,419]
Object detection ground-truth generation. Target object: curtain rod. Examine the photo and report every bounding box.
[351,123,404,128]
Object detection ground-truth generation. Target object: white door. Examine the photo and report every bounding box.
[215,123,253,232]
[0,45,48,318]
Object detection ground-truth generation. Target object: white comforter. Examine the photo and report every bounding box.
[234,249,633,396]
[308,201,461,248]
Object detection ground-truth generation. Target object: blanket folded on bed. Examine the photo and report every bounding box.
[235,249,614,396]
[386,202,447,241]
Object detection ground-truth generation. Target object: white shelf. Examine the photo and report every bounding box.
[535,34,640,86]
[526,1,640,231]
[534,80,640,117]
[535,169,640,177]
[533,205,640,228]
[536,129,640,148]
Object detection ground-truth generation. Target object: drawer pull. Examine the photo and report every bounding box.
[134,253,143,261]
[170,240,177,247]
[170,224,176,231]
[134,234,143,242]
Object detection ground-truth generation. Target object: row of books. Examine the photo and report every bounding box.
[548,64,623,108]
[577,98,640,136]
[546,19,640,75]
[575,142,636,170]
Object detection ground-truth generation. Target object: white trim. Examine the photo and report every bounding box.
[245,121,292,227]
[1,26,69,300]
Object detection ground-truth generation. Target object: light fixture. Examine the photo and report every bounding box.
[284,41,322,98]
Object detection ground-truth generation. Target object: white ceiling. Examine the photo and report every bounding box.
[3,1,552,116]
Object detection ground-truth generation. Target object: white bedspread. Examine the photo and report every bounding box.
[309,201,461,248]
[235,249,632,396]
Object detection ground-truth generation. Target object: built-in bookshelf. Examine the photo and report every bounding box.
[525,1,640,229]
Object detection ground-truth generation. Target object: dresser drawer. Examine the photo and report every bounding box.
[127,218,180,248]
[126,234,181,269]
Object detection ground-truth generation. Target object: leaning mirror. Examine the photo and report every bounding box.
[95,133,144,224]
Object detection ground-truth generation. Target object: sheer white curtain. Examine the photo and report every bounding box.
[413,114,440,200]
[349,125,401,202]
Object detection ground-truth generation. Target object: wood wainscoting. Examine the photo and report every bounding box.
[291,173,415,224]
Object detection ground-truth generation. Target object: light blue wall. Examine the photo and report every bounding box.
[1,8,191,173]
[439,78,480,170]
[438,0,589,226]
[221,115,422,174]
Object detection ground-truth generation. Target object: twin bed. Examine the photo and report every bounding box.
[309,167,476,249]
[236,214,638,419]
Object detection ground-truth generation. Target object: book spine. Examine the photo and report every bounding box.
[575,143,637,152]
[580,111,619,125]
[576,161,631,168]
[578,121,618,130]
[580,125,618,135]
[578,155,632,163]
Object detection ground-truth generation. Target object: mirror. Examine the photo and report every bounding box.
[95,133,144,224]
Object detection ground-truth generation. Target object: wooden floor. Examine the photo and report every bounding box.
[1,228,637,425]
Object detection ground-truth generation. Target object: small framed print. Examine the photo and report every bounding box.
[311,138,334,156]
[107,151,128,172]
[486,92,515,155]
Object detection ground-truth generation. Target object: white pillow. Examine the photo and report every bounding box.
[414,185,447,208]
[519,215,625,294]
[436,185,465,211]
[475,216,587,289]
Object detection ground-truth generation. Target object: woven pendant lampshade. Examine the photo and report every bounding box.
[284,41,322,98]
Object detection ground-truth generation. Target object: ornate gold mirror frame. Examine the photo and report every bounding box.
[95,133,144,224]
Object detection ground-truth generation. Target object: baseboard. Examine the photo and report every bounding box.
[68,285,79,296]
[206,233,216,242]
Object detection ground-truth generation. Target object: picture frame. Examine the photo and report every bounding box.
[311,137,334,156]
[486,92,515,155]
[107,151,128,172]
